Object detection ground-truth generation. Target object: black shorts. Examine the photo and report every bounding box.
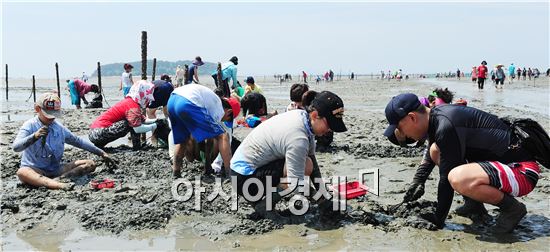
[231,159,285,203]
[495,79,504,85]
[477,77,486,84]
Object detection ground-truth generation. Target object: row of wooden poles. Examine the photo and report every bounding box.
[4,30,226,103]
[3,31,162,102]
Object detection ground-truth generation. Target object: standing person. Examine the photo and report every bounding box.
[167,84,234,177]
[185,56,205,85]
[243,76,263,96]
[231,91,347,218]
[527,68,533,80]
[13,93,116,190]
[471,66,478,83]
[383,93,547,233]
[350,72,355,80]
[476,61,488,90]
[212,56,238,98]
[381,70,385,80]
[302,71,308,83]
[508,63,516,84]
[81,72,89,82]
[533,68,540,78]
[494,64,506,89]
[522,67,527,80]
[67,79,100,109]
[120,63,134,97]
[456,69,461,80]
[175,65,185,87]
[329,70,334,82]
[89,80,159,150]
[324,71,329,81]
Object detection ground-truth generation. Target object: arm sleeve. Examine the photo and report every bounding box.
[231,67,238,87]
[64,126,104,156]
[412,146,436,184]
[434,123,465,225]
[132,123,157,134]
[125,108,144,128]
[309,155,322,190]
[12,123,37,152]
[284,137,310,180]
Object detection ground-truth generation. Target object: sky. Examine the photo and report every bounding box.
[2,1,549,78]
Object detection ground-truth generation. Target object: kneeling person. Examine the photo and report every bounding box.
[89,80,158,150]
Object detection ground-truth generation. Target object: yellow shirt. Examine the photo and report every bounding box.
[244,84,263,95]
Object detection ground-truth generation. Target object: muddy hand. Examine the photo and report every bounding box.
[34,126,49,142]
[403,182,425,203]
[102,154,119,170]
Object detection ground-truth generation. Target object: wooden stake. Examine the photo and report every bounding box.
[216,62,223,86]
[55,63,60,100]
[97,62,102,93]
[141,31,147,80]
[32,75,36,103]
[152,58,157,81]
[5,64,8,101]
[184,64,189,84]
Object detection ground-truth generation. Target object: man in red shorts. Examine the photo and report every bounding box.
[383,93,546,233]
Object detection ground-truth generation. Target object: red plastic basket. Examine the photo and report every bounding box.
[331,181,368,199]
[90,179,115,189]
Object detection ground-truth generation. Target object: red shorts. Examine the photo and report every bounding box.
[479,161,540,197]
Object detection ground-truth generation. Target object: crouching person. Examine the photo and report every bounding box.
[89,80,158,150]
[147,75,174,146]
[67,78,100,109]
[230,91,347,219]
[383,93,547,233]
[12,93,115,190]
[167,84,235,178]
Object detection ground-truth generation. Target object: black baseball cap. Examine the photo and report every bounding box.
[229,56,238,65]
[245,76,255,84]
[383,93,421,137]
[311,91,347,132]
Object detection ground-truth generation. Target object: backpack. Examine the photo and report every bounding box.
[501,117,550,168]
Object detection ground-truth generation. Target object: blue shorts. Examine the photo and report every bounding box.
[68,81,80,106]
[167,93,225,144]
[123,86,131,97]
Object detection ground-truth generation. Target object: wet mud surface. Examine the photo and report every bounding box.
[2,77,550,250]
[0,113,437,238]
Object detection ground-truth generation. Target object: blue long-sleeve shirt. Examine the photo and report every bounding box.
[12,116,104,173]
